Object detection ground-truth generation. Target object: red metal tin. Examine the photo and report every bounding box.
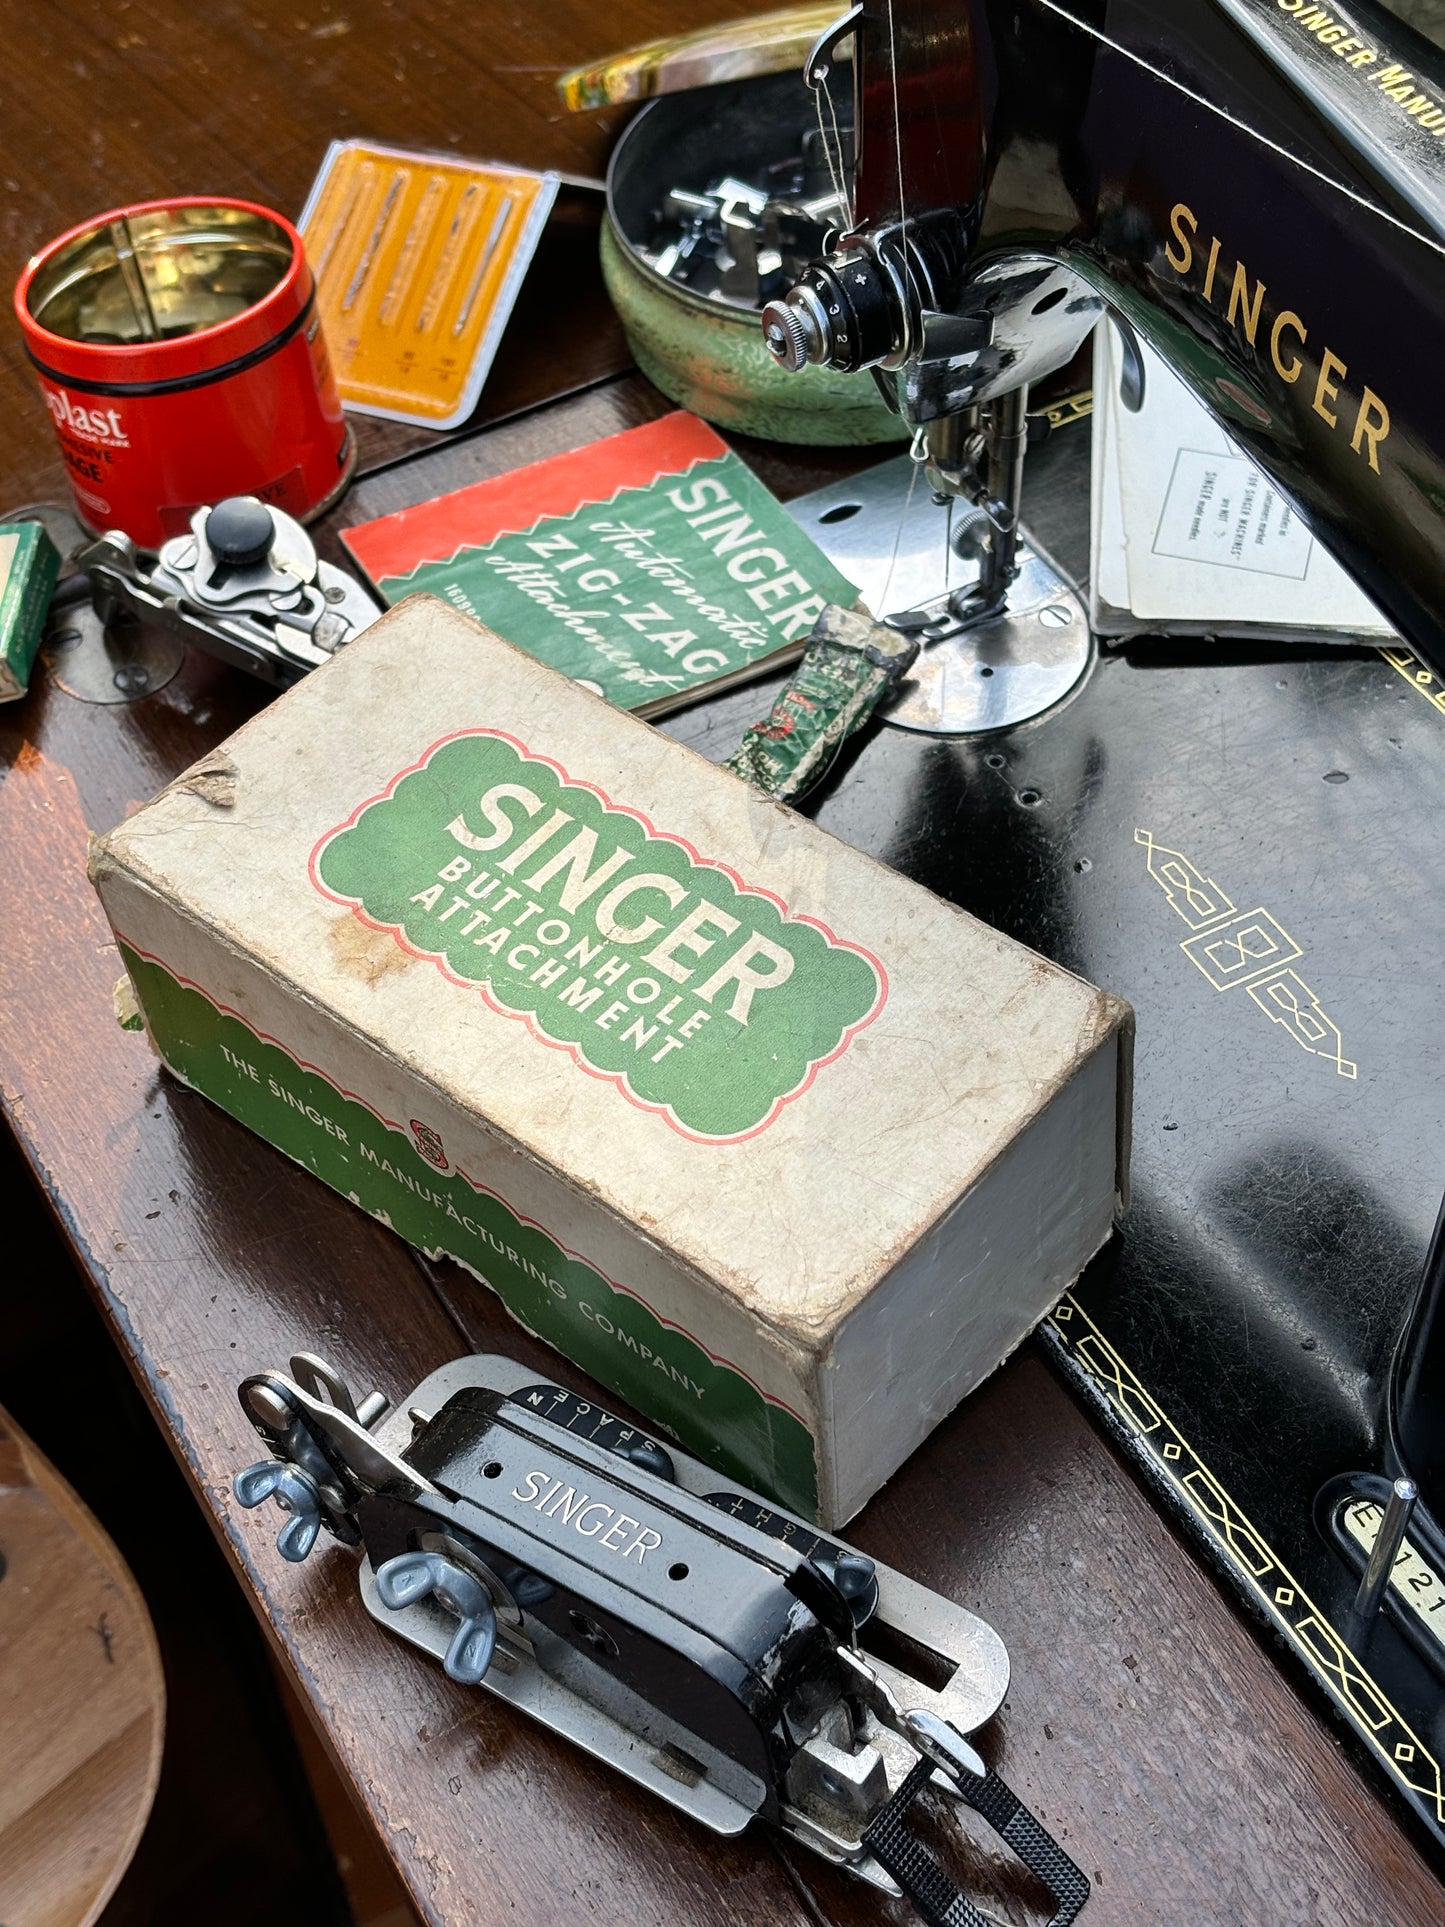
[15,197,354,548]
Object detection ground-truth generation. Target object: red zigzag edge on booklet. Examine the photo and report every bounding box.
[342,411,729,583]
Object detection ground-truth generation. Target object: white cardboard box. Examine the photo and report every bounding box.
[91,595,1132,1524]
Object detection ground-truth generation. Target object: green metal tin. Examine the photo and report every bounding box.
[602,72,907,447]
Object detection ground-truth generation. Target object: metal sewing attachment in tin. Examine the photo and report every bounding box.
[234,1351,1090,1925]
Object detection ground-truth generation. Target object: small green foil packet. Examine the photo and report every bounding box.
[725,603,919,802]
[0,522,60,703]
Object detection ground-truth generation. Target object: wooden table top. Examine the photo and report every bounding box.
[1,5,1441,1923]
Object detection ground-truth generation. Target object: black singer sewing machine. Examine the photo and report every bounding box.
[755,0,1445,1868]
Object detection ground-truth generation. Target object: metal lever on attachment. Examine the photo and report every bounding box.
[290,1351,391,1430]
[235,1358,432,1558]
[838,1650,1090,1926]
[1354,1477,1419,1620]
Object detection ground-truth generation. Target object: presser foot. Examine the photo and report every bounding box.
[785,460,1093,739]
[883,534,1092,736]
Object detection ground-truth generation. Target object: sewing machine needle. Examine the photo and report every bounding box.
[378,174,447,327]
[343,169,405,313]
[415,181,480,334]
[453,194,516,338]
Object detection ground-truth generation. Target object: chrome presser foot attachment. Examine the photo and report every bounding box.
[888,389,1090,736]
[788,389,1092,739]
[885,535,1091,736]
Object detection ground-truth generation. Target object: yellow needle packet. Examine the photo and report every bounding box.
[299,140,558,430]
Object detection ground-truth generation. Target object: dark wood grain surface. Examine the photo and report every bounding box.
[1,6,1441,1924]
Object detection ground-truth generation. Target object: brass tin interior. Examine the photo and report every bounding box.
[26,204,293,346]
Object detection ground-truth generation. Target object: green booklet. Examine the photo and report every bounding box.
[341,410,859,716]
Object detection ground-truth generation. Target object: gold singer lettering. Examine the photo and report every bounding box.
[1162,203,1390,472]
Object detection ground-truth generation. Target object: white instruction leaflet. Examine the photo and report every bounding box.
[1090,325,1393,641]
[1152,449,1313,578]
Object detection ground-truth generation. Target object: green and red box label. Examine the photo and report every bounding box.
[311,729,886,1141]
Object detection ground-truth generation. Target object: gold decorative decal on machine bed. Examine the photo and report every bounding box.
[1048,1293,1444,1826]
